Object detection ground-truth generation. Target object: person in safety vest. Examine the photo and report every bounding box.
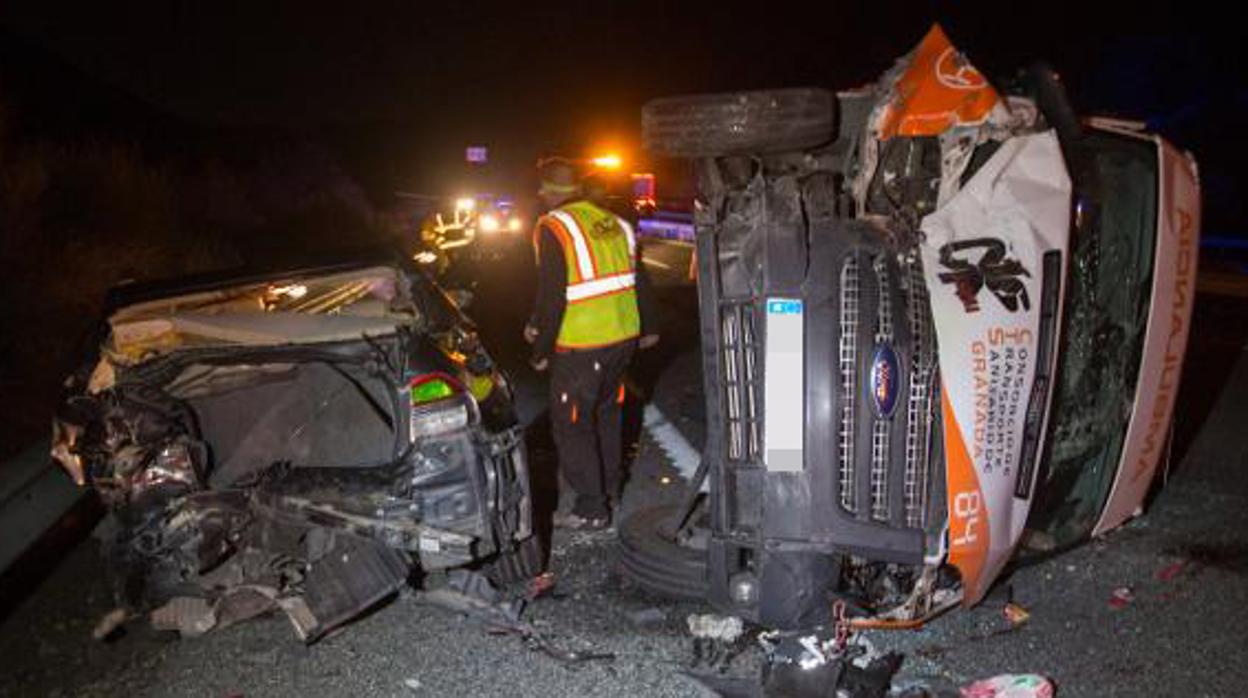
[525,157,659,530]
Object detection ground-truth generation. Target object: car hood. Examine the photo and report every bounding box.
[104,265,418,365]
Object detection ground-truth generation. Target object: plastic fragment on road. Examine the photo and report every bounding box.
[1108,586,1135,609]
[526,571,556,600]
[150,596,216,637]
[214,585,279,630]
[961,674,1055,698]
[403,678,422,691]
[1003,602,1030,627]
[686,613,745,642]
[91,608,128,640]
[625,607,666,627]
[1156,561,1188,582]
[758,627,904,695]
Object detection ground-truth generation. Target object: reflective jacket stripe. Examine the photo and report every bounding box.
[547,210,596,280]
[618,217,636,257]
[541,216,583,284]
[566,272,636,302]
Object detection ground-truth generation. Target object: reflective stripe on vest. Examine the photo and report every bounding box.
[619,217,637,258]
[567,271,636,302]
[546,210,596,281]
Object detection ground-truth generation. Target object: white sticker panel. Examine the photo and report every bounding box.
[764,298,805,472]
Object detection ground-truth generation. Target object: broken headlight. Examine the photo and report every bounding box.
[135,442,198,490]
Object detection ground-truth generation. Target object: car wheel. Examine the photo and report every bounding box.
[617,503,709,600]
[642,88,835,158]
[483,534,545,588]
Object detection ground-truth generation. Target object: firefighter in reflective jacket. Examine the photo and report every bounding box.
[525,158,658,529]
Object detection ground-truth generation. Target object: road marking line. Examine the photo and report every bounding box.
[642,404,707,492]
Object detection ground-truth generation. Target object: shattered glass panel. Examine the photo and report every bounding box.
[1025,132,1159,549]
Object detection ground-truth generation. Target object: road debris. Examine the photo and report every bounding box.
[150,597,216,638]
[758,626,902,697]
[687,613,745,643]
[215,586,279,630]
[687,619,905,696]
[625,607,666,627]
[687,614,749,673]
[1108,586,1135,609]
[415,570,525,630]
[1156,560,1190,582]
[527,640,616,666]
[90,608,128,641]
[526,571,557,600]
[414,570,614,668]
[960,674,1055,698]
[403,677,422,691]
[1003,602,1030,627]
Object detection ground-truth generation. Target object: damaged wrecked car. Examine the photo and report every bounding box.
[50,253,539,641]
[619,25,1200,629]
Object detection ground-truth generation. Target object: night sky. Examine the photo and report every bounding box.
[2,1,1244,221]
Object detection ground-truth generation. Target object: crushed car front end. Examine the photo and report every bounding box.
[51,259,535,641]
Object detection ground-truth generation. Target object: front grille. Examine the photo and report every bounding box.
[870,256,893,522]
[838,255,860,512]
[722,302,761,462]
[835,249,938,531]
[712,241,939,535]
[903,256,935,528]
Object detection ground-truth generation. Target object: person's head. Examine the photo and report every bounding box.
[581,173,607,204]
[537,157,580,209]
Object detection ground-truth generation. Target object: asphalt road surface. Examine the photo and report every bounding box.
[2,241,1247,697]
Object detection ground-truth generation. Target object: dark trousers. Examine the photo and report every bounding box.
[549,340,636,518]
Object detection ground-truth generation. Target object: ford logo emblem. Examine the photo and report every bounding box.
[869,344,900,417]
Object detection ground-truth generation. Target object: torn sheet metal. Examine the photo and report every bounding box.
[854,24,1027,217]
[919,131,1071,604]
[874,24,1004,140]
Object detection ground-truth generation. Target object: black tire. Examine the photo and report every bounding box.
[482,535,545,588]
[617,504,709,601]
[643,88,835,158]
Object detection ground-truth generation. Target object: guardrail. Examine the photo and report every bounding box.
[0,442,85,574]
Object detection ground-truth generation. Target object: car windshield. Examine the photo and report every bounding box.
[1025,129,1159,549]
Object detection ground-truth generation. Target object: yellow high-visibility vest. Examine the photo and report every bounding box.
[536,201,640,349]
